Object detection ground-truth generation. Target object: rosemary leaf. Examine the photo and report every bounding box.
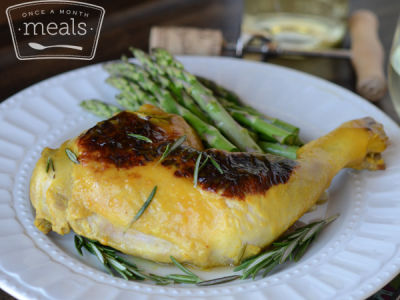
[261,260,279,277]
[132,186,157,223]
[103,262,114,275]
[301,223,324,243]
[158,144,170,163]
[199,155,209,170]
[148,273,172,285]
[88,242,105,264]
[127,268,147,280]
[127,133,152,143]
[115,256,139,269]
[74,235,83,256]
[106,255,127,271]
[294,236,313,262]
[209,156,224,174]
[65,148,80,164]
[170,256,199,279]
[233,258,254,272]
[280,238,299,263]
[158,135,187,163]
[237,243,247,264]
[166,274,199,284]
[113,266,129,280]
[196,275,241,286]
[193,153,202,187]
[46,157,55,173]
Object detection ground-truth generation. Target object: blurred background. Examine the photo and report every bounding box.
[0,0,398,121]
[0,0,400,299]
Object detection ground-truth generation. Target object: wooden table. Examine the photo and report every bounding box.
[0,0,399,299]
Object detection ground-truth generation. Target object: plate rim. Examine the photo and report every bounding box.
[0,56,399,300]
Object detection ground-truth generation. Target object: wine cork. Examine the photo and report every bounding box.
[149,26,223,56]
[349,10,387,101]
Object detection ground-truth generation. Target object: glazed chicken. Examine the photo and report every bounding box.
[30,104,388,267]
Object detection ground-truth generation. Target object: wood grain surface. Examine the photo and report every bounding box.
[0,0,399,299]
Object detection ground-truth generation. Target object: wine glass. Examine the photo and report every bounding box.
[389,17,400,116]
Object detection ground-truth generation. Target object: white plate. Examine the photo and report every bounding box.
[0,57,400,300]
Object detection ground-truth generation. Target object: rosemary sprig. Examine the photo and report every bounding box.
[127,133,152,143]
[158,135,187,163]
[65,148,80,164]
[74,235,202,284]
[235,214,339,279]
[46,157,55,173]
[131,186,157,223]
[73,215,338,286]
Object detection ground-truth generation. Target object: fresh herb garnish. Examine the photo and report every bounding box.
[74,235,202,284]
[193,153,203,187]
[74,215,338,285]
[170,256,199,279]
[237,243,247,264]
[65,148,80,164]
[235,214,339,279]
[197,275,241,286]
[208,155,223,174]
[193,153,223,187]
[199,155,209,169]
[127,133,152,143]
[74,235,84,255]
[131,186,157,223]
[158,135,186,163]
[46,157,55,173]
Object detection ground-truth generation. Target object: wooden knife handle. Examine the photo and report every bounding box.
[349,10,387,101]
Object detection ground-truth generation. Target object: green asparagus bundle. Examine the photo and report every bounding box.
[135,48,295,153]
[80,48,302,158]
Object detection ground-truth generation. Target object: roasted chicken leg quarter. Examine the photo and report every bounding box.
[30,104,388,267]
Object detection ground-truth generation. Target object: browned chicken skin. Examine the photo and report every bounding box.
[30,105,388,267]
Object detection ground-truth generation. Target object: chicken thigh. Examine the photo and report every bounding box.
[30,105,388,267]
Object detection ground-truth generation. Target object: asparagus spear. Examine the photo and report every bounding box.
[106,76,158,110]
[131,48,211,123]
[152,48,185,69]
[104,62,179,115]
[80,99,121,118]
[115,92,141,111]
[116,91,159,111]
[199,78,300,137]
[161,66,262,152]
[218,96,300,135]
[229,109,296,145]
[197,76,241,105]
[103,62,238,151]
[259,141,299,160]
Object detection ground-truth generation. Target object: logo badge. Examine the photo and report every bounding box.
[6,0,105,60]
